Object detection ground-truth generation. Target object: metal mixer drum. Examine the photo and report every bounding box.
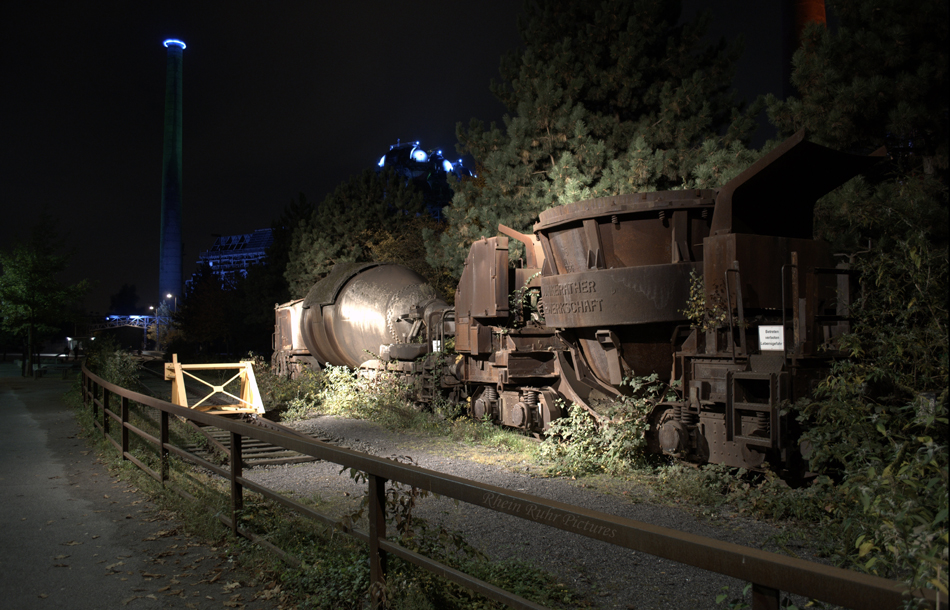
[300,263,443,369]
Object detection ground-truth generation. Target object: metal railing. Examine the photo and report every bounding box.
[80,364,944,610]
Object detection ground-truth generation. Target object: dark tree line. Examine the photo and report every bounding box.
[0,215,88,375]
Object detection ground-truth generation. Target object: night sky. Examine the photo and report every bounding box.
[1,2,783,315]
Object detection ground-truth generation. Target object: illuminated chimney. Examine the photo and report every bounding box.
[159,39,185,304]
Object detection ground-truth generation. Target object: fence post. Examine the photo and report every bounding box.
[121,396,129,459]
[752,583,780,610]
[230,431,243,537]
[102,389,109,437]
[92,382,98,419]
[160,411,169,485]
[368,474,388,608]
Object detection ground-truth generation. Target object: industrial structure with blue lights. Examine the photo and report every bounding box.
[377,140,473,218]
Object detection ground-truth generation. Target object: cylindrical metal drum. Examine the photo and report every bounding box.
[299,263,447,369]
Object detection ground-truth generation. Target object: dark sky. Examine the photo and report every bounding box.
[1,2,783,315]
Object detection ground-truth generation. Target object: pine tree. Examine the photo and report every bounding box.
[284,168,425,298]
[429,0,757,273]
[766,0,948,246]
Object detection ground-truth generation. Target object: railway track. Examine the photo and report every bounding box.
[182,416,322,468]
[136,359,320,468]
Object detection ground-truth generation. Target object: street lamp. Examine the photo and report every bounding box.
[166,293,178,312]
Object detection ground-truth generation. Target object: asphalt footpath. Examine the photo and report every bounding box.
[0,363,293,610]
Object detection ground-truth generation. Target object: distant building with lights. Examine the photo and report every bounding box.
[187,228,274,289]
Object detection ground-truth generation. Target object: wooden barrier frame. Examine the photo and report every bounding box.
[80,365,945,610]
[163,353,264,415]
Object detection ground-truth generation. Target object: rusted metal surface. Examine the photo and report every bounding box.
[711,129,886,239]
[532,189,716,400]
[272,298,313,377]
[80,365,945,610]
[300,263,450,368]
[539,263,699,327]
[268,130,887,468]
[455,235,510,321]
[524,131,886,470]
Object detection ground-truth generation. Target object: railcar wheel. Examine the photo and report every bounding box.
[647,405,676,455]
[470,386,498,422]
[510,402,528,428]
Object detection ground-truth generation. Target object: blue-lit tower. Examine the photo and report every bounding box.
[159,39,185,304]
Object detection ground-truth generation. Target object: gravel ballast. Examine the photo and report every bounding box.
[242,414,825,610]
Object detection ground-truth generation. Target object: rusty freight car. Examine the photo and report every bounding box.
[273,131,883,473]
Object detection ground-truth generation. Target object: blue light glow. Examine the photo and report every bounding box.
[442,160,454,172]
[163,39,186,49]
[411,148,428,163]
[378,155,386,168]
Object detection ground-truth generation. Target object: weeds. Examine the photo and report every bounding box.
[538,374,668,476]
[338,461,578,609]
[70,349,576,609]
[681,269,729,332]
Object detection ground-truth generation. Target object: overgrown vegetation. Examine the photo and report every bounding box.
[83,335,142,389]
[681,269,729,333]
[67,0,949,604]
[71,346,578,609]
[794,231,948,596]
[539,374,670,475]
[337,463,577,610]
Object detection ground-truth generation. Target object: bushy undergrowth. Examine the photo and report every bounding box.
[538,374,669,475]
[244,353,322,415]
[794,233,949,598]
[292,364,425,429]
[82,335,140,388]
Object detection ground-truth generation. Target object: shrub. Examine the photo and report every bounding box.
[539,374,669,475]
[797,232,948,597]
[83,335,139,388]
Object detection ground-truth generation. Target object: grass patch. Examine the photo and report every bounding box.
[71,351,581,609]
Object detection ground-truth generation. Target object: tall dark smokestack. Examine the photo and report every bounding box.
[159,38,185,305]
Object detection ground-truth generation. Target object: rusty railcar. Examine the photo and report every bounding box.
[273,131,883,473]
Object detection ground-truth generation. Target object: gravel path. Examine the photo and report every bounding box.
[243,415,822,610]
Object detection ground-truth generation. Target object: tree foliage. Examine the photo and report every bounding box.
[766,0,949,247]
[766,0,949,596]
[285,168,426,298]
[172,263,235,356]
[229,193,315,354]
[429,0,759,272]
[799,229,948,594]
[0,217,87,374]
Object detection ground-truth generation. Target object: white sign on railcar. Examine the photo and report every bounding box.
[758,326,786,351]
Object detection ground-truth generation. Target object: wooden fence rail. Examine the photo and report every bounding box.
[80,365,944,610]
